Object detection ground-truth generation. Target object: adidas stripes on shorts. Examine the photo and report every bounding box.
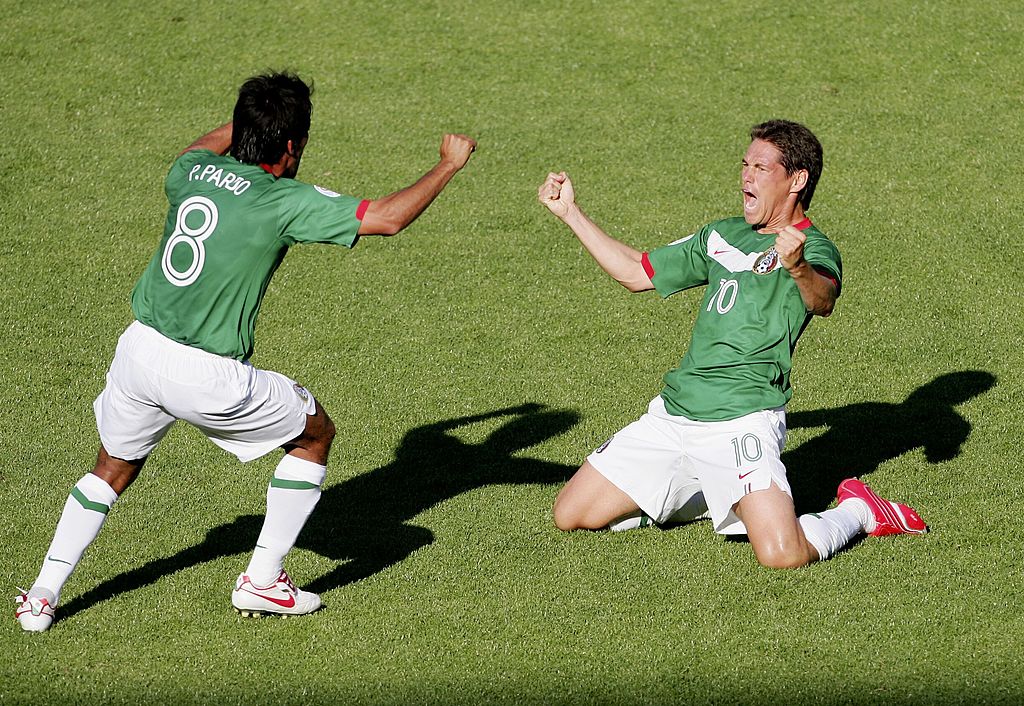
[94,321,316,463]
[587,396,791,535]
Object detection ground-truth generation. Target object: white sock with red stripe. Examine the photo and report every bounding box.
[798,505,864,561]
[32,473,118,604]
[244,454,325,587]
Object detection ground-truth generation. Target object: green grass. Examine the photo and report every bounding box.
[2,0,1023,703]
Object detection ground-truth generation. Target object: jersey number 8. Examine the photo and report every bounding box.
[161,196,219,287]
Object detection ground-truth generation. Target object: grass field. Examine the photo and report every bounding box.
[2,0,1023,703]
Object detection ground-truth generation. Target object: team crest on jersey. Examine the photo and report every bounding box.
[313,185,341,198]
[752,247,780,275]
[293,383,310,403]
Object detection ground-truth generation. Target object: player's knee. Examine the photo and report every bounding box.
[321,412,336,446]
[552,499,605,532]
[300,407,335,461]
[754,543,812,570]
[552,495,593,528]
[552,499,577,531]
[307,406,335,444]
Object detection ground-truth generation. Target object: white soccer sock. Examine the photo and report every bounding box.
[608,493,711,532]
[244,454,325,587]
[798,505,864,561]
[608,512,656,531]
[32,473,118,605]
[838,497,876,533]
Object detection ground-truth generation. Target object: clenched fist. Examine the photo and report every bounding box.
[538,171,576,219]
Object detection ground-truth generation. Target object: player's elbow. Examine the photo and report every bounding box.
[813,297,836,317]
[622,278,655,293]
[366,217,404,237]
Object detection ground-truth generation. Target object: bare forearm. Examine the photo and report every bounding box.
[359,133,476,236]
[560,206,652,292]
[360,160,461,236]
[180,122,232,157]
[788,260,837,316]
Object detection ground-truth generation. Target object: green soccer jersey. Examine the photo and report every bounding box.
[643,216,842,422]
[131,149,365,360]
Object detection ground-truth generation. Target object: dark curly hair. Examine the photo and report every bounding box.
[230,72,313,165]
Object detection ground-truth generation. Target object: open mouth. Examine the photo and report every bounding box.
[742,189,757,212]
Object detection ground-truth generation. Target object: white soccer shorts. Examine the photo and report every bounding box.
[587,396,791,535]
[94,321,316,462]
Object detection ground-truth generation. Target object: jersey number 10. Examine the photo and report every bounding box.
[706,278,739,315]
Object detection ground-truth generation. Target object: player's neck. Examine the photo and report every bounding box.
[755,205,806,234]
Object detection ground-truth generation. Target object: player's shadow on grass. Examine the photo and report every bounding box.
[58,403,577,621]
[784,370,996,514]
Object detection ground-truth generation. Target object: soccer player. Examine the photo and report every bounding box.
[16,72,476,631]
[537,120,927,568]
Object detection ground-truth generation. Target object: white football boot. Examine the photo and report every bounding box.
[15,588,56,632]
[231,571,321,617]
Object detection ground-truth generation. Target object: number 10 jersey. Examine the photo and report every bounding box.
[642,216,842,422]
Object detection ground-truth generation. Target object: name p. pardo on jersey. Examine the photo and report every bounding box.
[187,163,251,195]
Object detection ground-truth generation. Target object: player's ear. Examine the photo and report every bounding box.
[789,169,808,194]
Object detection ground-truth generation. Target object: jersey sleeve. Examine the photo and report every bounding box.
[280,183,366,248]
[642,225,711,297]
[802,230,843,296]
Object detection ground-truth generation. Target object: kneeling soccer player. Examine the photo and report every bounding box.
[537,120,926,568]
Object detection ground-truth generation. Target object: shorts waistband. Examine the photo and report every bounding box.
[128,321,242,362]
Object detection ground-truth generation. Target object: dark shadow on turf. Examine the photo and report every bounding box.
[58,403,577,621]
[784,370,996,514]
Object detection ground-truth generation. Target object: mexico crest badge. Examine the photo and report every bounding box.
[752,246,779,275]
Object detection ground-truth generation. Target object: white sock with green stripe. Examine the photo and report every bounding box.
[244,454,326,587]
[798,505,864,561]
[608,511,657,531]
[32,473,118,605]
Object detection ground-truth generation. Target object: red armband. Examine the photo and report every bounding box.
[641,252,656,280]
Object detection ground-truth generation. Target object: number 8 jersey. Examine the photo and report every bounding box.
[641,216,842,422]
[131,149,366,360]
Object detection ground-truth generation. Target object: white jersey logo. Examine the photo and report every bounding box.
[314,185,341,198]
[667,233,695,246]
[706,230,780,274]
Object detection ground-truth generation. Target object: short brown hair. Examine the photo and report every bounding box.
[750,120,823,210]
